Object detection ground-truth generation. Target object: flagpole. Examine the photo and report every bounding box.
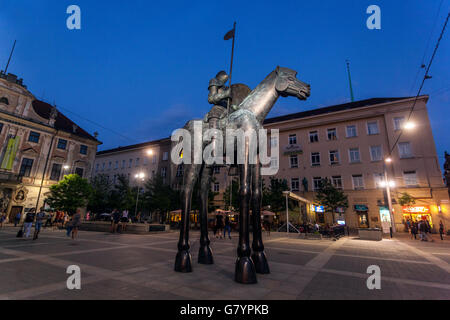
[227,22,236,116]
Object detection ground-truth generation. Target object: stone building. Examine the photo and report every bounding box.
[0,72,100,221]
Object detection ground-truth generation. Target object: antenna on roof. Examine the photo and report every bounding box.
[4,40,17,74]
[346,59,355,102]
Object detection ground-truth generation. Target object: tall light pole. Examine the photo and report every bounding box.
[382,157,396,237]
[135,172,145,218]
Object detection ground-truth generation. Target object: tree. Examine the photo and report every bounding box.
[263,177,289,213]
[398,192,416,206]
[109,174,135,211]
[142,175,180,222]
[314,178,349,223]
[46,174,92,215]
[88,174,112,213]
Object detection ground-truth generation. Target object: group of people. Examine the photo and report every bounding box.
[408,218,446,241]
[110,209,129,233]
[213,214,232,239]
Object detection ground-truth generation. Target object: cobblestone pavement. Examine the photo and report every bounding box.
[0,226,449,300]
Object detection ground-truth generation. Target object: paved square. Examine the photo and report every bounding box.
[0,227,449,300]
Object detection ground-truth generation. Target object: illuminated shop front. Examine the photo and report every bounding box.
[402,206,433,227]
[354,204,369,228]
[310,205,325,223]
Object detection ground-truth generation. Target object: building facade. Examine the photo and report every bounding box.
[93,138,172,187]
[93,96,449,232]
[0,72,100,222]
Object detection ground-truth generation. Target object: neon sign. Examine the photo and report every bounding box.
[402,206,430,213]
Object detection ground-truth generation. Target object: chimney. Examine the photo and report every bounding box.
[72,124,78,133]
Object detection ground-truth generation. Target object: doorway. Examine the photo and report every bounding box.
[9,206,23,222]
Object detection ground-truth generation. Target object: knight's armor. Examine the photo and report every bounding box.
[206,72,231,123]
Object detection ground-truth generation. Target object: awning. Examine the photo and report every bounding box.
[282,191,311,204]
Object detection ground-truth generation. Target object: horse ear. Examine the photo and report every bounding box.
[276,66,280,74]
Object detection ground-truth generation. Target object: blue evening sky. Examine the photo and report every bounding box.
[0,1,449,165]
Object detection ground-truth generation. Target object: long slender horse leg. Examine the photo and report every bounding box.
[235,137,257,284]
[198,164,214,264]
[251,161,270,274]
[175,163,201,272]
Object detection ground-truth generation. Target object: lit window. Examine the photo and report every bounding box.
[352,175,364,190]
[290,155,298,168]
[329,150,339,165]
[370,145,382,161]
[346,125,357,138]
[291,178,299,191]
[373,173,384,188]
[349,148,360,163]
[367,121,379,135]
[327,128,337,140]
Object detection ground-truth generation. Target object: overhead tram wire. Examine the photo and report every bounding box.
[389,12,450,157]
[409,0,444,95]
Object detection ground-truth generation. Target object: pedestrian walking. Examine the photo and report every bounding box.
[411,222,418,240]
[23,209,36,238]
[44,211,53,228]
[425,219,434,242]
[215,214,224,239]
[71,209,82,240]
[14,211,21,227]
[418,220,428,241]
[111,209,121,233]
[439,220,445,240]
[223,215,231,239]
[121,210,129,232]
[33,208,45,240]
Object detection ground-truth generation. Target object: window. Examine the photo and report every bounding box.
[163,152,169,161]
[28,131,40,143]
[19,158,33,177]
[291,178,300,191]
[152,155,157,164]
[80,145,88,155]
[96,163,99,172]
[288,134,297,145]
[370,145,382,161]
[332,176,343,189]
[115,161,118,169]
[346,125,357,138]
[213,167,220,174]
[75,167,84,177]
[102,163,105,171]
[0,123,3,134]
[313,177,322,191]
[50,163,62,181]
[327,128,337,140]
[394,116,405,130]
[0,97,9,105]
[352,174,364,190]
[290,155,298,168]
[373,173,384,188]
[57,139,67,150]
[349,148,360,163]
[270,157,278,169]
[161,167,167,177]
[129,159,133,168]
[143,157,148,165]
[122,160,126,168]
[311,152,321,166]
[113,175,117,185]
[136,158,140,167]
[367,121,379,135]
[404,171,417,186]
[108,161,112,170]
[270,136,278,147]
[329,150,340,165]
[398,142,413,158]
[309,131,318,143]
[176,165,184,177]
[213,182,220,192]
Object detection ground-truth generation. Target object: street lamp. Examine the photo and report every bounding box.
[403,122,416,130]
[146,149,153,155]
[383,157,396,236]
[135,172,145,218]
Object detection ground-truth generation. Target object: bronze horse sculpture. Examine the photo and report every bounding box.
[173,67,310,283]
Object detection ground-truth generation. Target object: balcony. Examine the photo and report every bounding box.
[0,171,23,184]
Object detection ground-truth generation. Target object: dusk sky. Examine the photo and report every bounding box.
[0,1,448,165]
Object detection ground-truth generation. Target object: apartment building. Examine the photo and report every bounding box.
[0,72,100,221]
[93,138,172,186]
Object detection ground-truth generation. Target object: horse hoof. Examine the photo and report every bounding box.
[174,250,192,273]
[235,256,257,284]
[252,251,270,274]
[198,245,214,265]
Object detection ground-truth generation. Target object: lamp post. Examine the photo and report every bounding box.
[382,157,396,237]
[134,172,145,218]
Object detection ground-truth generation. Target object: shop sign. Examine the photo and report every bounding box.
[402,206,430,214]
[354,204,368,211]
[283,144,303,155]
[310,205,325,213]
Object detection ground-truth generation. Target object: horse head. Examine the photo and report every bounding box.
[274,66,310,100]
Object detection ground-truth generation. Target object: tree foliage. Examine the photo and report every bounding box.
[46,174,92,215]
[398,192,416,206]
[263,177,289,213]
[142,175,180,219]
[88,174,112,213]
[314,178,349,223]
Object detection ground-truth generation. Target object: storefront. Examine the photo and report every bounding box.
[354,204,369,228]
[378,206,392,234]
[402,206,433,227]
[310,205,325,224]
